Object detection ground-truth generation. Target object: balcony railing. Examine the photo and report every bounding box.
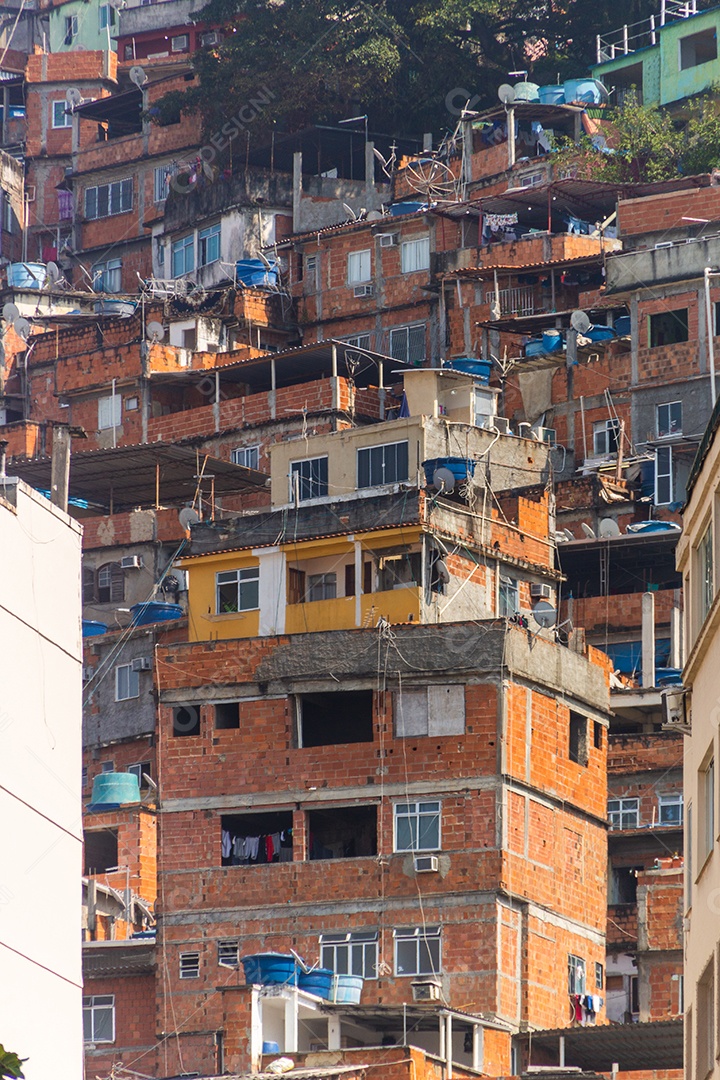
[596,0,697,62]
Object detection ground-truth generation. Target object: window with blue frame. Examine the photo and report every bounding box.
[172,234,194,277]
[198,224,221,266]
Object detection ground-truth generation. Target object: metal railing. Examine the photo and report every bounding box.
[484,286,536,317]
[596,0,697,63]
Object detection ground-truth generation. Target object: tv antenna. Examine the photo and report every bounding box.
[178,506,200,530]
[14,317,31,341]
[2,303,19,324]
[373,144,396,179]
[404,157,458,202]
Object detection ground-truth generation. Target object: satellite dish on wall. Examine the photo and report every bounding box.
[179,507,200,529]
[570,310,591,333]
[433,467,456,493]
[599,517,621,538]
[498,84,516,104]
[66,87,82,109]
[14,317,31,341]
[129,65,148,88]
[2,303,19,323]
[45,261,60,285]
[146,321,165,342]
[532,600,557,629]
[434,558,451,584]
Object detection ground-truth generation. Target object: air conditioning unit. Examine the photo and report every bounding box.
[379,233,399,247]
[354,284,374,298]
[655,241,674,249]
[201,30,220,45]
[484,415,511,435]
[131,657,152,672]
[517,422,532,439]
[121,555,143,569]
[535,426,557,446]
[530,583,553,600]
[82,666,94,682]
[411,978,442,1002]
[661,687,690,734]
[414,854,439,873]
[25,186,36,203]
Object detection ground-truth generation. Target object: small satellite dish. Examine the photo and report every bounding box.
[366,210,383,221]
[498,83,516,105]
[342,202,358,221]
[66,87,82,108]
[433,467,456,494]
[532,600,557,629]
[434,558,451,585]
[129,65,148,88]
[599,517,621,538]
[45,261,60,285]
[178,507,200,529]
[2,303,19,323]
[570,310,591,333]
[562,528,575,541]
[14,317,31,341]
[146,321,165,342]
[581,522,597,539]
[256,250,273,271]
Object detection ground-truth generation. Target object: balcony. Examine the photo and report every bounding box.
[606,233,720,292]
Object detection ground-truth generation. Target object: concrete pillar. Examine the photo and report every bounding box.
[641,591,655,688]
[50,424,71,513]
[354,538,363,627]
[293,151,303,233]
[327,1016,341,1050]
[472,1025,483,1072]
[284,990,298,1053]
[445,1013,453,1080]
[670,599,683,669]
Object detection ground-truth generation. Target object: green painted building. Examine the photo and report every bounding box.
[47,0,117,54]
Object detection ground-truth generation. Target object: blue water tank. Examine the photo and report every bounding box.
[7,262,47,289]
[89,772,141,808]
[538,85,565,104]
[235,259,279,288]
[82,620,108,637]
[298,967,334,999]
[130,601,184,626]
[242,953,298,986]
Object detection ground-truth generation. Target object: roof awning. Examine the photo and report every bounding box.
[74,88,143,132]
[518,1018,683,1072]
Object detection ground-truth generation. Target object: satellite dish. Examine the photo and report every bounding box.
[563,528,575,542]
[599,517,621,538]
[178,507,200,529]
[129,65,148,88]
[256,250,273,271]
[66,87,82,109]
[146,321,165,341]
[532,600,557,629]
[433,467,456,493]
[366,210,383,221]
[581,522,597,539]
[570,310,591,333]
[45,261,60,285]
[342,202,358,221]
[2,303,19,323]
[434,558,451,584]
[498,83,516,104]
[14,317,31,341]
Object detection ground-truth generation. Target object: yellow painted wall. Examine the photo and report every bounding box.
[183,550,261,642]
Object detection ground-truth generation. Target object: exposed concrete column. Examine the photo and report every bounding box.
[213,369,221,433]
[365,140,375,192]
[327,1016,341,1051]
[472,1025,483,1072]
[270,356,276,419]
[251,988,263,1072]
[50,424,71,513]
[354,537,363,627]
[670,594,683,669]
[284,989,298,1053]
[445,1013,453,1080]
[641,591,655,688]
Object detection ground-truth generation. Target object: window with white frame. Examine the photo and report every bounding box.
[98,3,116,30]
[347,249,371,284]
[127,762,151,786]
[655,445,673,505]
[52,100,71,128]
[154,164,172,203]
[703,756,715,859]
[216,567,259,613]
[290,457,329,501]
[179,952,200,978]
[394,926,441,976]
[401,236,430,274]
[64,14,78,45]
[218,939,240,967]
[593,418,620,456]
[394,800,441,852]
[85,179,133,220]
[172,33,190,52]
[357,441,409,488]
[657,401,682,438]
[98,393,121,430]
[198,223,221,267]
[659,792,683,826]
[92,259,122,293]
[96,562,124,603]
[344,333,371,351]
[172,234,195,277]
[231,445,260,469]
[698,522,715,624]
[389,324,425,365]
[499,575,519,616]
[568,954,586,995]
[608,797,639,830]
[115,664,139,702]
[321,931,378,978]
[83,995,114,1042]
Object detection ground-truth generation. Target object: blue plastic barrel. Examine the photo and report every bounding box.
[235,259,279,287]
[422,457,477,486]
[586,325,616,342]
[298,967,334,999]
[541,330,563,352]
[443,358,492,382]
[89,771,141,808]
[512,81,540,102]
[242,953,298,986]
[563,79,601,104]
[82,620,108,637]
[7,262,47,289]
[130,601,183,626]
[263,1042,280,1055]
[614,316,631,337]
[390,201,426,216]
[331,974,364,1003]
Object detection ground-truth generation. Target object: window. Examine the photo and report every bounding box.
[216,567,259,613]
[608,797,640,830]
[309,805,377,859]
[655,446,673,505]
[347,249,371,284]
[98,393,121,430]
[297,690,373,747]
[154,163,178,203]
[64,14,78,45]
[172,234,195,277]
[378,551,421,591]
[569,710,588,767]
[593,721,603,750]
[697,960,715,1075]
[82,766,88,790]
[610,864,640,903]
[568,954,586,995]
[395,685,465,737]
[389,324,425,365]
[593,418,620,456]
[179,952,200,979]
[218,940,239,967]
[231,445,259,469]
[401,237,430,273]
[357,441,409,488]
[394,800,441,852]
[172,34,190,51]
[307,573,337,601]
[84,830,118,875]
[127,762,151,786]
[85,179,133,220]
[499,575,519,616]
[344,333,371,350]
[116,664,139,701]
[648,309,689,347]
[198,224,221,267]
[290,457,328,501]
[98,3,116,29]
[687,802,693,909]
[52,100,71,128]
[93,259,122,293]
[173,705,200,737]
[698,523,715,624]
[100,760,114,773]
[659,793,683,826]
[321,931,378,978]
[83,995,114,1043]
[394,926,441,976]
[703,757,715,859]
[657,401,682,438]
[679,27,717,70]
[221,810,293,865]
[96,563,123,603]
[214,702,240,729]
[595,962,604,990]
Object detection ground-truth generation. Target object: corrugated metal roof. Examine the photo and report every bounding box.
[444,252,607,278]
[518,1017,683,1072]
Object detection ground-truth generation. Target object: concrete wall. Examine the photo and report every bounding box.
[0,479,83,1078]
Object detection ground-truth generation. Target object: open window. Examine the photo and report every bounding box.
[215,702,240,729]
[569,710,588,766]
[377,550,421,591]
[297,690,374,747]
[84,829,118,875]
[221,810,293,866]
[648,309,688,347]
[679,27,717,70]
[608,864,642,903]
[173,705,200,737]
[308,805,377,859]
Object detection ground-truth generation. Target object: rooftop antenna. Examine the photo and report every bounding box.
[342,202,359,221]
[178,506,200,530]
[129,65,148,89]
[570,309,591,333]
[2,303,19,324]
[404,157,458,204]
[373,145,396,179]
[433,466,456,494]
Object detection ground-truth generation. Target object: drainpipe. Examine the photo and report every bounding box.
[705,266,716,405]
[641,591,655,689]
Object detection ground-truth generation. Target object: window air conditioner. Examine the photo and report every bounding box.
[121,555,143,569]
[131,657,152,672]
[414,854,439,873]
[517,422,532,439]
[411,978,442,1002]
[484,416,511,435]
[201,31,220,45]
[535,426,557,446]
[354,284,374,298]
[530,583,553,600]
[661,687,690,734]
[82,666,94,681]
[379,233,399,247]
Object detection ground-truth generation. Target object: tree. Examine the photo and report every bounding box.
[0,1046,26,1079]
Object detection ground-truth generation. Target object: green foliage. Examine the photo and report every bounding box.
[0,1046,26,1079]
